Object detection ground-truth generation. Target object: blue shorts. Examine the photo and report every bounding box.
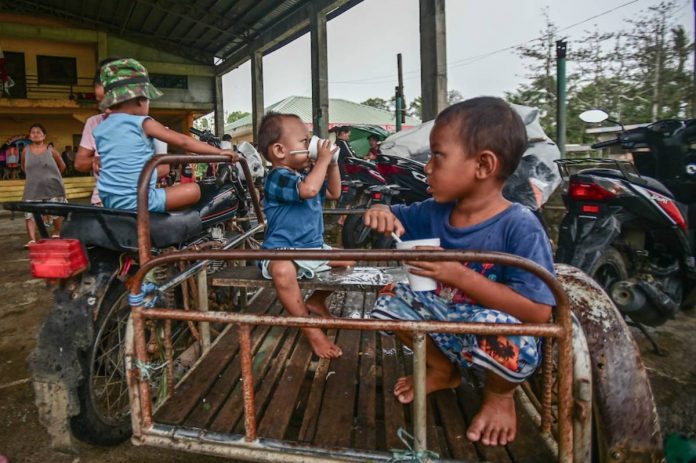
[372,283,541,383]
[100,188,166,212]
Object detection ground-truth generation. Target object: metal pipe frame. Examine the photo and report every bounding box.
[136,155,265,264]
[127,248,575,462]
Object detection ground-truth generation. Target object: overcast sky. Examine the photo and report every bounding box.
[221,0,693,115]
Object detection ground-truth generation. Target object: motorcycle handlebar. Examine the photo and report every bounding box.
[188,127,221,146]
[590,138,620,149]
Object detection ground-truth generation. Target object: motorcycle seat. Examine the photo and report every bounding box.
[62,208,203,252]
[578,168,675,198]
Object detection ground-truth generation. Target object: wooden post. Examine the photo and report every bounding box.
[419,0,447,121]
[214,74,225,137]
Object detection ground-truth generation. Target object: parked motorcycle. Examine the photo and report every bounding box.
[3,129,264,446]
[555,109,696,335]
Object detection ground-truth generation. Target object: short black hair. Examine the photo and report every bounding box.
[337,126,351,136]
[368,134,378,141]
[29,123,47,134]
[435,97,526,179]
[257,112,303,161]
[222,134,232,142]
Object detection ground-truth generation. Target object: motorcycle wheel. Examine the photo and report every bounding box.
[70,278,132,445]
[341,214,372,249]
[589,246,628,292]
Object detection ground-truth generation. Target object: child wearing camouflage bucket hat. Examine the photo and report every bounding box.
[93,58,237,212]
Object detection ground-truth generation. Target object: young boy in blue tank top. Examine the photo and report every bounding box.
[258,112,353,359]
[363,97,556,447]
[93,58,237,212]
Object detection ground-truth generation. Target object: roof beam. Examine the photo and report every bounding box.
[215,0,363,75]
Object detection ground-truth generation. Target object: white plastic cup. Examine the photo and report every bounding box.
[308,135,339,163]
[153,138,168,155]
[396,237,441,291]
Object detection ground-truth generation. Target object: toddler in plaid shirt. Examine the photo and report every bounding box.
[258,112,353,358]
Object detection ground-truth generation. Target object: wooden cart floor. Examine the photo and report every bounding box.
[154,289,556,462]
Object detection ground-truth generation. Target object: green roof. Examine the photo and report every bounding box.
[224,95,421,134]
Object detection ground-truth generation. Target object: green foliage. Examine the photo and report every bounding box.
[361,97,390,111]
[506,1,693,144]
[226,110,250,123]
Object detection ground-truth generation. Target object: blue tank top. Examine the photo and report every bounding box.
[94,114,158,210]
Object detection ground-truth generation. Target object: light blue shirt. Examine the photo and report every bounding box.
[94,113,164,211]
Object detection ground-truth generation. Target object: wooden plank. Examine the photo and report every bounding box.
[504,393,557,463]
[434,389,479,460]
[312,293,365,446]
[380,334,408,450]
[353,292,377,451]
[184,306,285,429]
[456,375,513,462]
[153,289,276,424]
[255,330,315,439]
[212,266,406,291]
[297,291,358,442]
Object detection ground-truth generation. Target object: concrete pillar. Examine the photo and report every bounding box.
[251,50,264,144]
[214,74,225,137]
[419,0,447,121]
[309,4,329,138]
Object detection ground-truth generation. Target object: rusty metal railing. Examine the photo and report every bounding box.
[126,249,574,462]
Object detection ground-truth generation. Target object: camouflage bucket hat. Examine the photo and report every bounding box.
[99,58,162,111]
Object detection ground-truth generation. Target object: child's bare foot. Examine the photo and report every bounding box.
[304,328,342,358]
[393,369,461,404]
[466,391,516,446]
[305,291,333,318]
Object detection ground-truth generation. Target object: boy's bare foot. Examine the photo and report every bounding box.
[305,295,332,318]
[304,328,342,358]
[466,391,516,446]
[393,369,461,404]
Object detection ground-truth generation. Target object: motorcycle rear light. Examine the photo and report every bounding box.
[28,239,88,279]
[568,180,617,201]
[376,163,406,176]
[341,185,350,192]
[372,192,383,200]
[345,164,365,175]
[581,204,601,214]
[649,191,687,230]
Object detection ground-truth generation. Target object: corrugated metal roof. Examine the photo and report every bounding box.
[225,96,421,133]
[4,0,362,69]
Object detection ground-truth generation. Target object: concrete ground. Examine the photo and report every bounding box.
[0,212,694,462]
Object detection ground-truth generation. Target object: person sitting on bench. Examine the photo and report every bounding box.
[257,112,353,359]
[363,97,556,447]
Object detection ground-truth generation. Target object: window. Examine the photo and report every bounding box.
[150,74,188,90]
[2,52,26,98]
[37,55,77,85]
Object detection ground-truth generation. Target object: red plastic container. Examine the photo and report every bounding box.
[28,239,88,279]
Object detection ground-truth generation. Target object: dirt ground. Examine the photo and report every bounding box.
[0,212,694,462]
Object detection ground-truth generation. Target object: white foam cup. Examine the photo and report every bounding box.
[153,138,168,155]
[395,237,441,291]
[308,135,339,162]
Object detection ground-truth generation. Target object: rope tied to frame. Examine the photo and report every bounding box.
[134,359,168,381]
[128,282,159,308]
[388,427,439,462]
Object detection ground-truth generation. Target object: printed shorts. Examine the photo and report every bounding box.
[372,283,541,383]
[258,244,332,280]
[24,196,68,220]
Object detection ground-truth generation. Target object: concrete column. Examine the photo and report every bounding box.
[309,4,329,138]
[419,0,447,121]
[251,50,264,144]
[214,74,225,137]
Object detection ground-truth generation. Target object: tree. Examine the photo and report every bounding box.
[226,110,250,123]
[361,97,390,111]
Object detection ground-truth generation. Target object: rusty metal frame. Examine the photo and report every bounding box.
[125,157,574,462]
[126,248,575,462]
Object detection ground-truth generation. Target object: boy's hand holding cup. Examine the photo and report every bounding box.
[308,135,339,165]
[395,237,441,292]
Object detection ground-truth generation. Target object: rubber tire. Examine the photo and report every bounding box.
[589,246,628,293]
[70,278,132,446]
[341,214,372,249]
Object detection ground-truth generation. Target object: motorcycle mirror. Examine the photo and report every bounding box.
[579,109,609,124]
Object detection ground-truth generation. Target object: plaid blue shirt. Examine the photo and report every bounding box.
[262,167,327,249]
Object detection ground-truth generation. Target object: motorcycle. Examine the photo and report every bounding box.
[555,109,696,338]
[3,129,265,446]
[340,103,561,248]
[341,183,406,249]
